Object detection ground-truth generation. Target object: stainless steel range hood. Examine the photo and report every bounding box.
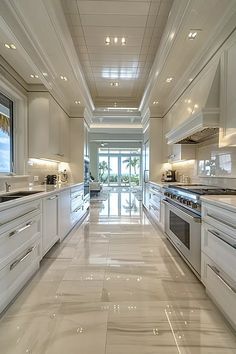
[166,60,220,145]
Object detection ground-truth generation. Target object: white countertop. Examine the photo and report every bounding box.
[149,181,182,188]
[0,182,83,211]
[201,195,236,212]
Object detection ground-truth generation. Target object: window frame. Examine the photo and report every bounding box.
[0,92,14,174]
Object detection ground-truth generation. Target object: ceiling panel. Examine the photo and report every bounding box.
[62,0,173,107]
[77,1,150,16]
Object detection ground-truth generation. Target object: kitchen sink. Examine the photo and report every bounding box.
[0,190,42,203]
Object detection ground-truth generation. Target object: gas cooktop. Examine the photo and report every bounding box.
[169,184,236,195]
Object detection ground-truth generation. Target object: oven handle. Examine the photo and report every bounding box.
[162,199,201,223]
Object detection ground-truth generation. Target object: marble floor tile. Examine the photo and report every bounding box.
[0,188,235,354]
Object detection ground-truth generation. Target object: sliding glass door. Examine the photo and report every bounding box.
[98,149,141,187]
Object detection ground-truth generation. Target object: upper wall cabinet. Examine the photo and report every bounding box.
[219,32,236,147]
[28,92,70,162]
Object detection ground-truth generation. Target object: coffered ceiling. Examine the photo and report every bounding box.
[61,0,173,108]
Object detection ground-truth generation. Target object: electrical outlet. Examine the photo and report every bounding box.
[33,176,39,182]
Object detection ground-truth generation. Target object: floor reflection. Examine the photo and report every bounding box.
[90,187,142,221]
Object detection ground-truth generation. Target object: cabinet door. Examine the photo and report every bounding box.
[42,194,59,256]
[58,190,71,241]
[60,111,70,162]
[219,35,236,147]
[49,98,61,159]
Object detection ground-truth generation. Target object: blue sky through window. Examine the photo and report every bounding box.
[0,103,10,173]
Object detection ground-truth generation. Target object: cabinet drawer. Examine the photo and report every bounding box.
[0,214,41,270]
[149,205,160,223]
[202,222,236,282]
[0,241,40,313]
[202,203,236,237]
[0,200,41,231]
[206,262,236,330]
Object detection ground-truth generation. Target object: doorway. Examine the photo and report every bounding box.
[98,148,141,187]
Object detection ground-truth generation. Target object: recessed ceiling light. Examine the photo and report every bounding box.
[42,72,48,77]
[105,36,111,45]
[153,101,159,105]
[121,37,126,45]
[114,37,118,44]
[110,82,119,87]
[30,74,39,79]
[188,30,198,40]
[4,43,16,50]
[60,75,67,81]
[166,77,173,83]
[189,78,193,82]
[75,100,81,104]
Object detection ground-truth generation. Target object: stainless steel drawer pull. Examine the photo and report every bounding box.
[10,247,34,271]
[207,213,236,229]
[9,221,34,238]
[208,229,236,249]
[47,195,58,200]
[208,264,236,294]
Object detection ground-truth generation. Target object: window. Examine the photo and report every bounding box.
[0,92,13,173]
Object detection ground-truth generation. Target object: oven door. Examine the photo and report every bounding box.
[163,199,201,275]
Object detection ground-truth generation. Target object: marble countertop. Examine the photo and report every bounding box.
[0,182,83,211]
[201,195,236,212]
[149,181,181,188]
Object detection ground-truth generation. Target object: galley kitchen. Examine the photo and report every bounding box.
[0,0,236,353]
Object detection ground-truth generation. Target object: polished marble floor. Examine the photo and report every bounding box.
[0,188,236,353]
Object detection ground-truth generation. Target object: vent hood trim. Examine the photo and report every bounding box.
[166,108,219,145]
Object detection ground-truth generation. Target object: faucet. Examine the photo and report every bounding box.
[5,182,11,192]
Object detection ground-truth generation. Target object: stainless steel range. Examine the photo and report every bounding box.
[163,185,236,277]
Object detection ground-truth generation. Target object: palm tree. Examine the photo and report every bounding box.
[123,157,140,175]
[98,161,110,182]
[0,113,10,135]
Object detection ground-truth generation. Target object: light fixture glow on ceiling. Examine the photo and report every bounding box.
[30,74,39,78]
[166,77,173,83]
[105,37,111,45]
[105,37,126,46]
[5,43,16,50]
[75,100,81,104]
[60,75,68,81]
[42,72,48,77]
[110,82,119,87]
[188,31,198,40]
[153,101,159,105]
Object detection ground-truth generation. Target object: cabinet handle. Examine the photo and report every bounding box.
[47,195,58,200]
[10,246,34,271]
[206,213,236,229]
[207,264,236,294]
[208,229,236,249]
[9,221,34,238]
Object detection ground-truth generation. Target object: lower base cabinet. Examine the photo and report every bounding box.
[58,189,71,241]
[42,194,59,257]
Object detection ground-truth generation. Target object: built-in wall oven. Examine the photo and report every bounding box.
[163,199,201,276]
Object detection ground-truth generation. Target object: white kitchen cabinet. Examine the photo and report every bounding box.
[0,200,41,313]
[148,183,164,230]
[168,144,195,163]
[70,185,84,227]
[28,92,70,161]
[58,189,71,241]
[42,193,59,256]
[201,201,236,330]
[219,32,236,147]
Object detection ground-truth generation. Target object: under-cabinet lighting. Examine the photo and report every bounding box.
[105,37,111,45]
